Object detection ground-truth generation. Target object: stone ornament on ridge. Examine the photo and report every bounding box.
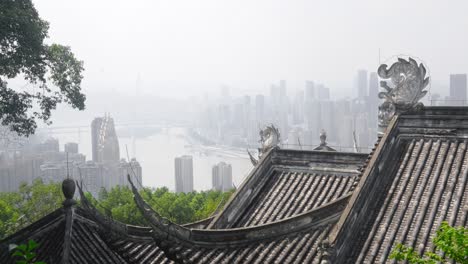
[259,124,281,155]
[247,124,281,166]
[377,57,429,129]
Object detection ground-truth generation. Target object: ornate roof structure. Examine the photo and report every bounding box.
[329,107,468,263]
[1,57,466,264]
[0,148,367,264]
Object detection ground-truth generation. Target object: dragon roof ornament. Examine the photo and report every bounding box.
[377,57,429,133]
[247,124,281,166]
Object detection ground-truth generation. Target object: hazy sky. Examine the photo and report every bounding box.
[35,0,468,98]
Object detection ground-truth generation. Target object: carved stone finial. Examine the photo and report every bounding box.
[258,124,281,158]
[314,129,336,151]
[319,129,327,146]
[62,178,76,207]
[377,57,429,133]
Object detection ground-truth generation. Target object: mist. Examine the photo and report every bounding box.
[34,0,468,99]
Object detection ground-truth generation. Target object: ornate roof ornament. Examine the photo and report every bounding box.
[319,129,327,146]
[259,124,280,152]
[247,125,281,166]
[313,129,336,151]
[62,178,76,207]
[377,57,429,133]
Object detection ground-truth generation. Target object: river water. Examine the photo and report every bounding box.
[52,127,253,191]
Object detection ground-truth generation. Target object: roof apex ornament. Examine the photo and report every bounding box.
[62,178,76,207]
[319,129,327,146]
[377,57,429,133]
[313,129,336,152]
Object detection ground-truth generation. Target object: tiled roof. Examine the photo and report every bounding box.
[357,138,467,263]
[209,149,367,229]
[121,168,351,263]
[232,171,356,227]
[155,224,334,264]
[0,207,127,264]
[329,107,468,263]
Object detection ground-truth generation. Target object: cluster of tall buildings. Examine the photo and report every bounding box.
[195,72,468,152]
[174,155,233,193]
[196,74,380,152]
[0,114,142,197]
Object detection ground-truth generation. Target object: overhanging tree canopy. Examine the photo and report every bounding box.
[0,0,85,136]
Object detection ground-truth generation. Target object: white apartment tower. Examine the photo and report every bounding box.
[175,155,194,193]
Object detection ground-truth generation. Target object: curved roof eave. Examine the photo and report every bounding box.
[127,173,350,248]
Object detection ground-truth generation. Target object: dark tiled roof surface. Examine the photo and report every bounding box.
[210,149,367,229]
[109,239,173,264]
[0,208,127,264]
[356,138,468,263]
[155,224,333,264]
[330,107,468,263]
[233,170,355,227]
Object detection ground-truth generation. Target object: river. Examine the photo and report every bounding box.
[52,127,253,191]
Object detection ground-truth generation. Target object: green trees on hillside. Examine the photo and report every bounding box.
[0,179,63,237]
[0,179,233,239]
[88,185,232,226]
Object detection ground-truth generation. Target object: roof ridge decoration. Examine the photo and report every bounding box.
[61,178,76,264]
[76,181,132,239]
[126,174,346,248]
[377,57,429,134]
[248,124,281,165]
[313,129,336,151]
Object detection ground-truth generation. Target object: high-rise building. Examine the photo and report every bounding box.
[293,90,304,124]
[305,81,315,101]
[175,155,193,193]
[79,161,103,198]
[368,72,379,102]
[64,142,79,154]
[91,114,120,163]
[316,84,330,100]
[212,162,232,192]
[357,70,368,99]
[449,74,467,106]
[255,94,265,123]
[368,72,379,128]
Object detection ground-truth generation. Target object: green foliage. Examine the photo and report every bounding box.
[94,186,234,225]
[390,221,468,264]
[11,239,46,264]
[0,179,63,239]
[0,199,19,236]
[0,0,85,136]
[0,180,234,238]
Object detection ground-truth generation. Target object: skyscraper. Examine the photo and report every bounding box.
[368,72,379,102]
[64,142,79,154]
[368,72,379,128]
[316,84,330,100]
[305,81,315,101]
[91,114,120,163]
[357,70,368,99]
[255,94,265,123]
[449,74,467,106]
[212,162,232,192]
[175,155,193,193]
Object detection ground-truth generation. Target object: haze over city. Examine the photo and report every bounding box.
[2,0,468,191]
[31,0,468,98]
[1,1,467,263]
